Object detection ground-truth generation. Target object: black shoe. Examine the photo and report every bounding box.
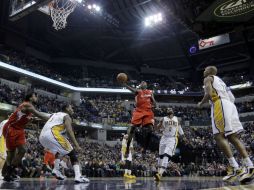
[3,175,14,182]
[11,174,20,182]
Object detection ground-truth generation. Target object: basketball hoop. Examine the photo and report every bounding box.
[49,0,78,30]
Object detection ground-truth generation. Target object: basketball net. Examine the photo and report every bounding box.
[49,0,77,30]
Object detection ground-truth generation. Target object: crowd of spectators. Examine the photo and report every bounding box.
[1,46,253,93]
[16,121,254,178]
[1,83,254,127]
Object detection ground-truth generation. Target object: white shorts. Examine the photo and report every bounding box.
[39,130,73,156]
[159,136,178,156]
[121,152,132,162]
[211,99,243,136]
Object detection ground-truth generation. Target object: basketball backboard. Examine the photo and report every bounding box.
[9,0,51,21]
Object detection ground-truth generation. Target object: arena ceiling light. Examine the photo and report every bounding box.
[87,3,101,12]
[144,13,163,27]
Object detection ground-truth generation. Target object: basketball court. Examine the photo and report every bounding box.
[0,177,253,190]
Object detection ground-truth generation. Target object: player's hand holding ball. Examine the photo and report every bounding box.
[117,73,128,84]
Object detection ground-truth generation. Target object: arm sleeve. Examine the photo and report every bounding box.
[178,126,184,136]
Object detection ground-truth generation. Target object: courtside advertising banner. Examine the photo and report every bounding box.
[198,33,230,50]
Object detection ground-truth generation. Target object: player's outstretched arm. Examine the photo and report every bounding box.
[64,115,81,151]
[23,104,51,121]
[122,83,138,94]
[197,76,213,108]
[151,93,157,108]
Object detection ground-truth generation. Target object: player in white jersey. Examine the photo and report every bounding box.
[0,119,8,180]
[39,104,89,183]
[198,66,254,183]
[154,108,184,181]
[121,134,136,179]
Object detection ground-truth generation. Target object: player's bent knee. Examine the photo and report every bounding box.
[214,133,225,142]
[143,124,153,130]
[17,146,26,155]
[227,133,238,142]
[163,153,171,159]
[68,150,78,165]
[129,125,137,135]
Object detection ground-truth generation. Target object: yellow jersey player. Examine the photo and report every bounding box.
[121,134,136,179]
[198,66,254,183]
[0,119,8,180]
[154,108,184,181]
[39,104,89,183]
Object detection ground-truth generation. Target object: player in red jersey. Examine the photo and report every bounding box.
[121,81,157,157]
[43,149,55,172]
[2,91,50,182]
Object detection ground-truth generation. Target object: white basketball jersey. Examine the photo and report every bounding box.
[41,112,68,133]
[162,116,181,137]
[0,120,7,137]
[212,76,231,101]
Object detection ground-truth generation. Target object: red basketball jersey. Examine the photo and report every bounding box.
[135,90,153,111]
[4,102,33,130]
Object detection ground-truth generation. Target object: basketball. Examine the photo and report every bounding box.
[117,73,128,83]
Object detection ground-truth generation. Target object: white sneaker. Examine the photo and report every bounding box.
[52,169,65,180]
[75,176,90,183]
[0,175,3,180]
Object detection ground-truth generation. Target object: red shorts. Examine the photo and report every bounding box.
[3,126,26,151]
[131,109,154,126]
[44,150,55,167]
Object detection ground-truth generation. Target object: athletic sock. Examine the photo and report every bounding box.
[53,159,60,171]
[158,158,163,168]
[159,168,165,176]
[243,157,254,168]
[124,169,128,175]
[128,170,132,175]
[228,157,239,169]
[73,164,81,179]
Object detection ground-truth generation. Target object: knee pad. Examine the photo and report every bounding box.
[163,153,172,159]
[67,150,78,164]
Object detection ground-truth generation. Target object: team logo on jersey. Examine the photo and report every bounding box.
[214,0,254,17]
[141,94,151,98]
[165,120,178,126]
